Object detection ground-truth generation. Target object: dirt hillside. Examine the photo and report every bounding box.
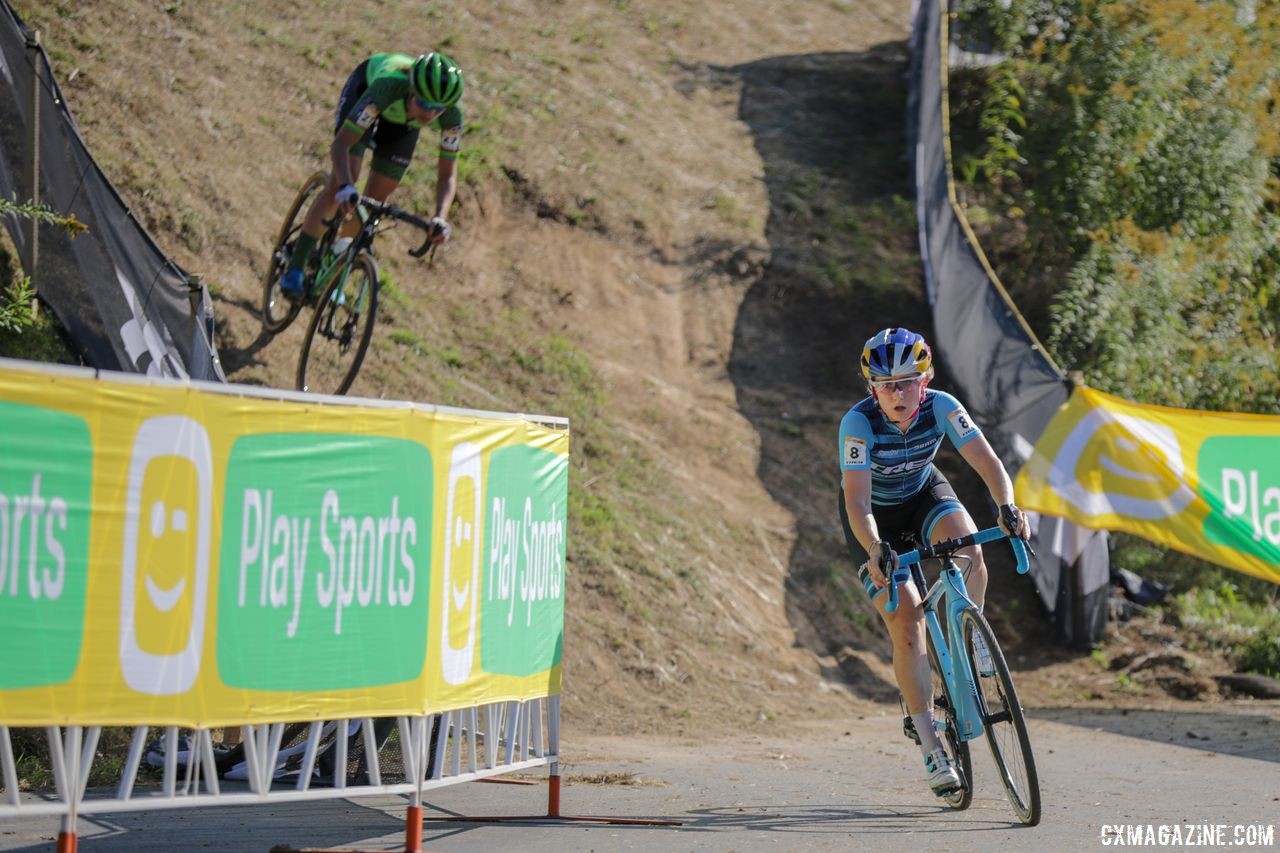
[16,0,1265,738]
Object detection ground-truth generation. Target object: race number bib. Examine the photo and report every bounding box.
[440,128,462,153]
[947,408,980,441]
[353,102,379,130]
[843,436,868,467]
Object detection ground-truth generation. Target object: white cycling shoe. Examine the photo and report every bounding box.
[972,631,996,677]
[925,748,961,794]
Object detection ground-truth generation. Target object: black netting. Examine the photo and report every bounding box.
[908,0,1108,647]
[0,0,222,380]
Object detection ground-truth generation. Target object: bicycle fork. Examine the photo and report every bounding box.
[925,566,985,742]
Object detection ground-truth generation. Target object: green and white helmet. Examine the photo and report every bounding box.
[410,52,464,107]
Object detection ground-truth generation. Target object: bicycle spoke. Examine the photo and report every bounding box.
[296,253,379,395]
[262,172,325,334]
[961,609,1041,826]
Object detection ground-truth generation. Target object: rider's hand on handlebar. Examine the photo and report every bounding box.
[867,539,898,588]
[335,183,359,217]
[998,502,1030,541]
[428,216,452,244]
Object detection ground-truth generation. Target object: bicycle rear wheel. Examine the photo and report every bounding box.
[926,628,972,810]
[262,171,327,334]
[295,252,379,396]
[960,608,1041,825]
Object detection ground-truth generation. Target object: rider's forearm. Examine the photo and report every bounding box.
[329,133,358,188]
[433,163,457,219]
[853,514,882,555]
[976,456,1015,508]
[961,436,1016,508]
[843,477,881,554]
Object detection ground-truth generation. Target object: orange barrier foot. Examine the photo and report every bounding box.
[268,806,433,853]
[405,804,423,853]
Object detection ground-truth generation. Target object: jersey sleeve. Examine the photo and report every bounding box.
[931,391,982,449]
[436,105,463,159]
[838,409,874,471]
[340,77,404,135]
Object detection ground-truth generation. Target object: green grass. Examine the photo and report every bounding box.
[3,728,164,792]
[1170,582,1280,677]
[388,328,423,349]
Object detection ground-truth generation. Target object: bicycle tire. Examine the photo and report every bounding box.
[927,628,973,810]
[262,171,327,334]
[960,607,1041,825]
[295,251,379,395]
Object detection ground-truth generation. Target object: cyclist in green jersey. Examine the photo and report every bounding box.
[281,51,464,298]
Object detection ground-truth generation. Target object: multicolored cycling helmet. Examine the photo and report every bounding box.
[860,327,933,382]
[410,52,464,107]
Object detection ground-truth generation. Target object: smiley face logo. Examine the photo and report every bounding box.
[1048,409,1195,521]
[120,416,212,695]
[440,441,481,685]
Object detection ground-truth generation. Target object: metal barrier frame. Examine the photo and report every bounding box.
[0,696,559,851]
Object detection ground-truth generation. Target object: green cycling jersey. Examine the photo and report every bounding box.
[341,53,464,157]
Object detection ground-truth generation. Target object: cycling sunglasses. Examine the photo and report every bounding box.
[413,96,447,112]
[869,374,926,391]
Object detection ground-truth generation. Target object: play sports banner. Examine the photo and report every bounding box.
[0,359,568,727]
[1015,386,1280,585]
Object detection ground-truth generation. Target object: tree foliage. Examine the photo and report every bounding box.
[952,0,1280,413]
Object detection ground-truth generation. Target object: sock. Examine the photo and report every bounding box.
[911,710,939,757]
[287,233,318,272]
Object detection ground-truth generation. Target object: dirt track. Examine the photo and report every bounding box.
[2,705,1277,852]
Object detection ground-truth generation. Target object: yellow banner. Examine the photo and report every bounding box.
[0,361,569,726]
[1015,386,1280,584]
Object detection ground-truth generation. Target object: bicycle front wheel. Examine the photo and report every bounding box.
[927,628,972,810]
[262,171,327,334]
[960,608,1041,826]
[296,252,379,396]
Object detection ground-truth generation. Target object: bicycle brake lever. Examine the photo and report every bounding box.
[883,567,911,614]
[409,239,437,260]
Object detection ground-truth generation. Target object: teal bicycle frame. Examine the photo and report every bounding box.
[885,527,1030,742]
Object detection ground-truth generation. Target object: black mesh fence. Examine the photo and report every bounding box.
[908,0,1108,648]
[0,0,222,380]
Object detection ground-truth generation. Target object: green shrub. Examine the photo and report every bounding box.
[952,0,1280,411]
[1237,630,1280,679]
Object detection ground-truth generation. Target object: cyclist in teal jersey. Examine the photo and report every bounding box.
[281,52,464,298]
[837,327,1030,795]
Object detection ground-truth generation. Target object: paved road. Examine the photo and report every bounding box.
[2,706,1277,852]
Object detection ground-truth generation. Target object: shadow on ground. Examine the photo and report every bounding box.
[1031,705,1280,764]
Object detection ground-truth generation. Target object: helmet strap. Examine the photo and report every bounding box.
[904,374,930,422]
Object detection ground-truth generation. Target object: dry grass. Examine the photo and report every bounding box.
[16,0,1190,742]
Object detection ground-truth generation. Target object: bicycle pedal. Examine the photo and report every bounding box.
[902,715,921,745]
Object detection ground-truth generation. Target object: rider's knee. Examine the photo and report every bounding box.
[885,609,925,649]
[963,546,988,580]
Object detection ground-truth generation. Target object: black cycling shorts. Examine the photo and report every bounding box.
[334,60,420,181]
[837,466,966,601]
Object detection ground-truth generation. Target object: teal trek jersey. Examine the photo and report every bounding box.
[342,53,464,158]
[837,389,982,505]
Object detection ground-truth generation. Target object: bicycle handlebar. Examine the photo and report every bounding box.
[883,526,1031,614]
[325,197,440,259]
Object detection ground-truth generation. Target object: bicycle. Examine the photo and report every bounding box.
[885,526,1041,826]
[261,172,437,395]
